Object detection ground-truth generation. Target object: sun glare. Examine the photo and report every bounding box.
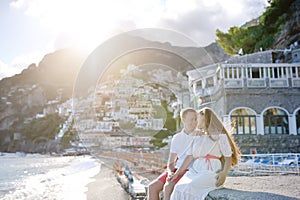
[53,1,121,51]
[18,0,136,51]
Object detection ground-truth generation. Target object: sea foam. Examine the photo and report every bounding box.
[0,153,100,200]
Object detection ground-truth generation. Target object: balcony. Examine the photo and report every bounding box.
[292,78,300,87]
[189,62,300,97]
[269,78,289,87]
[225,79,243,88]
[221,63,300,89]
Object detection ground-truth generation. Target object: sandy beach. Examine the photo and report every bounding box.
[212,175,300,199]
[86,159,300,200]
[86,158,129,200]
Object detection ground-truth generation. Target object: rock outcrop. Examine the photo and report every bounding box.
[273,0,300,49]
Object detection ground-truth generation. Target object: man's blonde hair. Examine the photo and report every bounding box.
[180,107,196,120]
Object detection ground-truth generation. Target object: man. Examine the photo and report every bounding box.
[147,107,198,200]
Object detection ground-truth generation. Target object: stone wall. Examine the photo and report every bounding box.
[233,134,300,154]
[227,50,274,64]
[225,88,300,114]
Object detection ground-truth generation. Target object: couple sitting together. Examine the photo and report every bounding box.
[147,107,241,200]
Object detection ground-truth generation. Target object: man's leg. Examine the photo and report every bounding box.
[147,179,164,200]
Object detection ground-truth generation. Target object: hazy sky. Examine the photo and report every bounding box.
[0,0,268,80]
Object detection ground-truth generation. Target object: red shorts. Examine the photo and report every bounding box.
[157,169,187,184]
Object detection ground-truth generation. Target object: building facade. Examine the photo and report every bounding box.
[187,49,300,153]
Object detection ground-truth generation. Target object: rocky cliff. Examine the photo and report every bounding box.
[273,0,300,48]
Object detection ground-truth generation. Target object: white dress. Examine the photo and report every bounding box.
[170,134,232,200]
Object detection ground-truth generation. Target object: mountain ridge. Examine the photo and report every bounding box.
[0,36,229,151]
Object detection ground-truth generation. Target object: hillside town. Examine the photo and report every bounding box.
[1,0,300,199]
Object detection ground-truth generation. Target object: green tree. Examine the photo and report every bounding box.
[23,113,64,140]
[60,119,76,149]
[216,0,295,55]
[150,100,176,148]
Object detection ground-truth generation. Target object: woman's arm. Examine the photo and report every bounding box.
[168,155,194,182]
[215,156,232,187]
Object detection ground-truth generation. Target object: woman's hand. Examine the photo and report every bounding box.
[167,172,179,182]
[166,171,174,181]
[216,156,231,187]
[215,171,227,187]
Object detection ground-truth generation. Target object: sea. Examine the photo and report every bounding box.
[0,152,100,200]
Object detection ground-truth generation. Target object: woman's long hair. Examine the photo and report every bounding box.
[199,107,241,166]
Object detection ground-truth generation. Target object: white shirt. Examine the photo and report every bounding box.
[170,130,193,168]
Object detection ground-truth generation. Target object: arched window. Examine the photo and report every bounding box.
[296,109,300,135]
[263,108,289,134]
[231,108,256,134]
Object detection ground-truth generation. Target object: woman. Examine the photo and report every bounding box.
[168,107,241,200]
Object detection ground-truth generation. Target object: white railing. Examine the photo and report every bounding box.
[247,79,266,87]
[269,78,289,87]
[292,78,300,87]
[220,63,300,89]
[224,79,243,88]
[232,153,300,176]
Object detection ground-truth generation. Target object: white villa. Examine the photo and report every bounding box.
[187,48,300,136]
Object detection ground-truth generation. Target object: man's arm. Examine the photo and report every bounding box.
[167,152,177,173]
